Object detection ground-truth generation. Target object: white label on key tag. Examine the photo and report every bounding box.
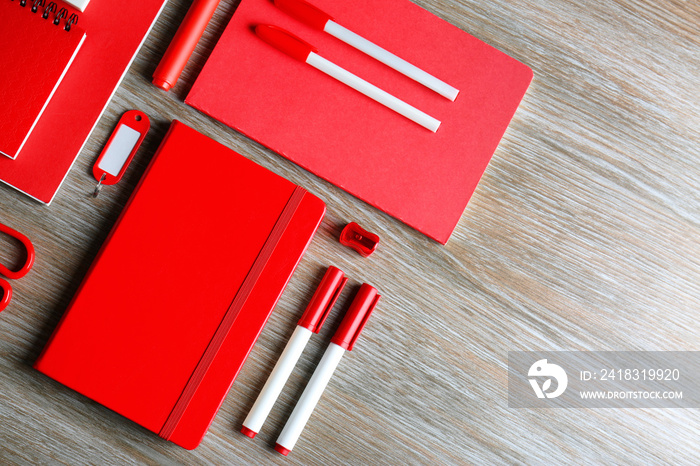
[97,125,142,177]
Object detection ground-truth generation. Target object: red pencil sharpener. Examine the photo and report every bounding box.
[339,222,379,257]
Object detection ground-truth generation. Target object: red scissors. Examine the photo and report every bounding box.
[0,223,35,313]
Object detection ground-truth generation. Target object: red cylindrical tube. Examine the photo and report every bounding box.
[152,0,220,91]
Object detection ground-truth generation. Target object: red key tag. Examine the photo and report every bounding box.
[92,110,150,197]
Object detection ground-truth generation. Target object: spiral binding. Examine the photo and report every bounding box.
[9,0,80,32]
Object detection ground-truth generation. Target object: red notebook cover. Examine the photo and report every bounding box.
[0,0,167,203]
[0,1,86,160]
[34,120,326,449]
[186,0,533,244]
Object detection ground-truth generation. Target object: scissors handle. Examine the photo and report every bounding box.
[0,223,35,280]
[0,278,12,313]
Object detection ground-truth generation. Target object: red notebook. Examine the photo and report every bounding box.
[0,1,86,159]
[34,121,326,449]
[0,0,167,203]
[186,0,533,244]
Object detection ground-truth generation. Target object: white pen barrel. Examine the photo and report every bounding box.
[243,326,313,434]
[324,20,459,101]
[306,52,441,132]
[276,342,346,452]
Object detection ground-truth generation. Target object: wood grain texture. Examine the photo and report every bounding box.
[1,0,698,464]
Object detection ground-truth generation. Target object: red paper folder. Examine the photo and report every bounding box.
[186,0,533,244]
[0,0,167,203]
[34,121,326,449]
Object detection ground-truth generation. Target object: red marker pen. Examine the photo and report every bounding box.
[273,0,459,101]
[241,266,347,439]
[275,284,380,456]
[255,25,441,132]
[152,0,220,91]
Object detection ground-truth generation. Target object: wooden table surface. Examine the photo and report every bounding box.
[1,0,698,464]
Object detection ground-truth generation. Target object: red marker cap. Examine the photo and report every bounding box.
[331,284,380,351]
[273,0,333,31]
[255,24,318,62]
[298,266,347,333]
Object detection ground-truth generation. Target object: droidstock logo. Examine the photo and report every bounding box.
[528,359,568,399]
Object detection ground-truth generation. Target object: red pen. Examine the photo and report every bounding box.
[273,0,459,100]
[275,284,380,456]
[255,25,441,132]
[152,0,220,91]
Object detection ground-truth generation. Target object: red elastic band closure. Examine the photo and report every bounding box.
[159,186,307,440]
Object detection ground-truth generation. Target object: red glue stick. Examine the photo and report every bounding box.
[152,0,220,91]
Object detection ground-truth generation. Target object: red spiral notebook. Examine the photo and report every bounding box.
[0,1,86,160]
[0,0,167,203]
[186,0,533,244]
[34,121,326,449]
